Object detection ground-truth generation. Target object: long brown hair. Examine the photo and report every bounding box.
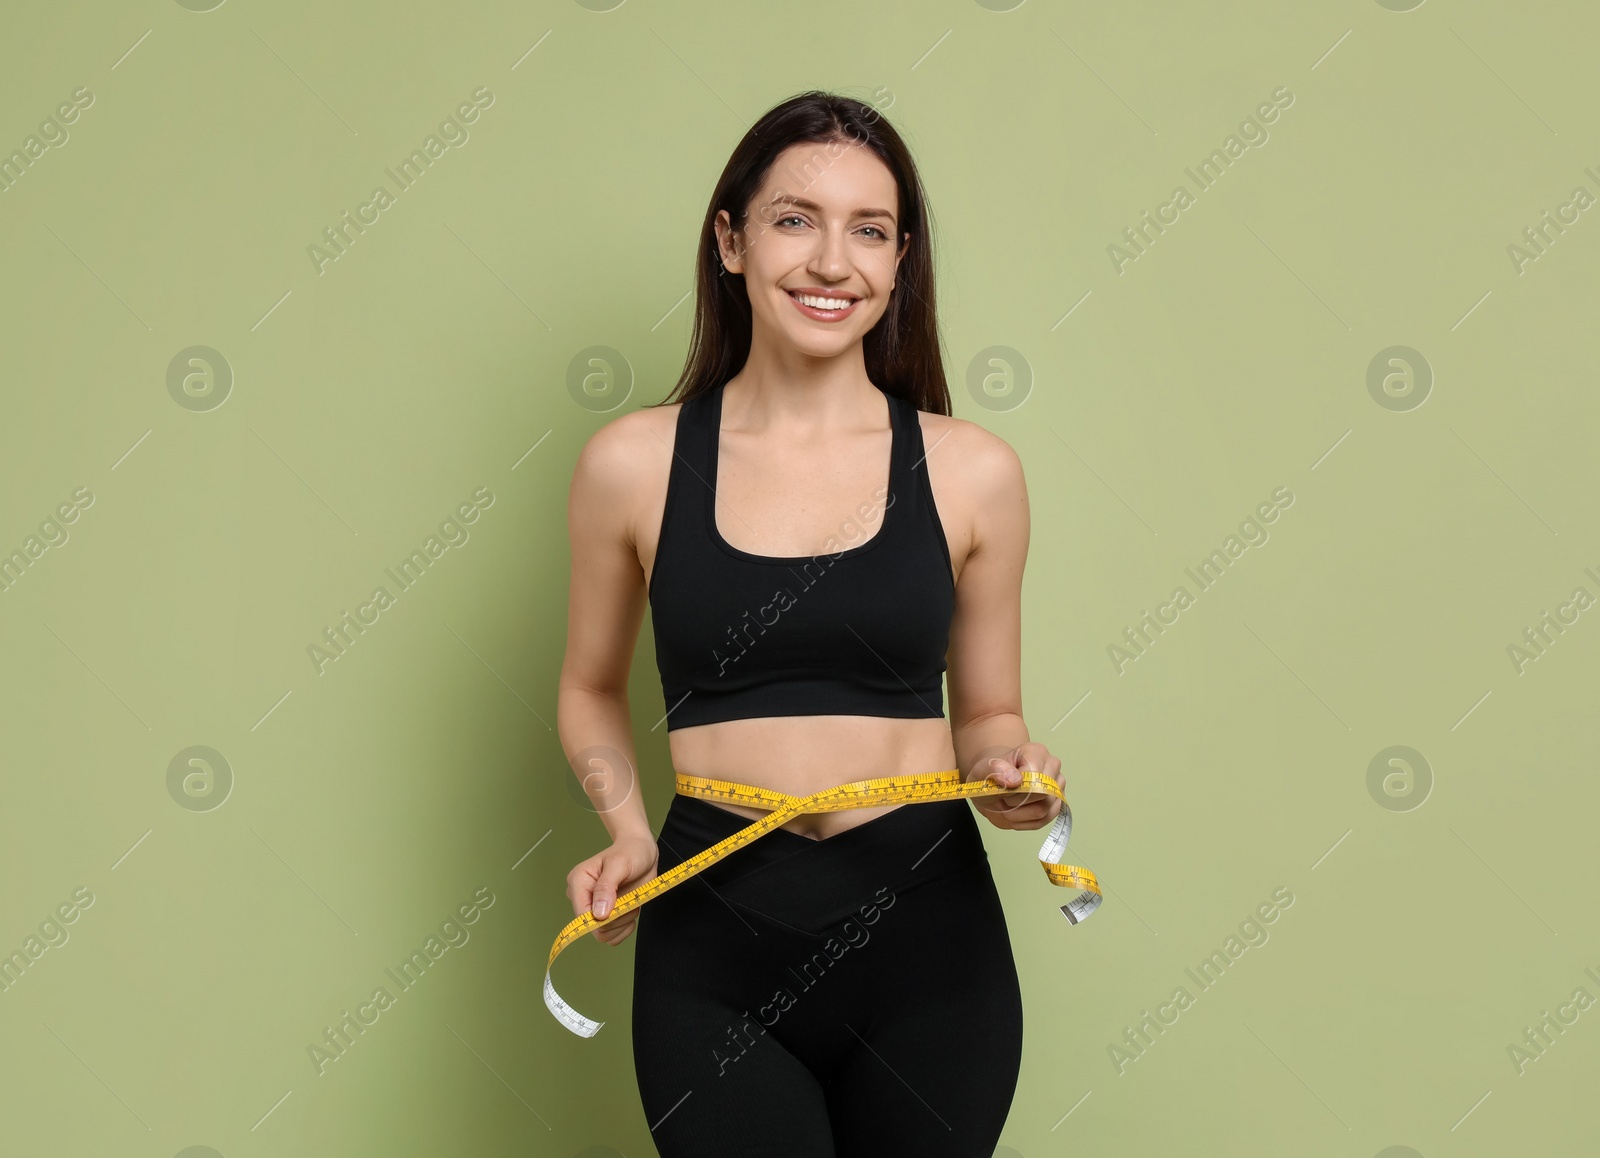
[656,90,951,416]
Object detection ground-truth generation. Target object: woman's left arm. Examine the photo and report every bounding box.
[942,423,1065,832]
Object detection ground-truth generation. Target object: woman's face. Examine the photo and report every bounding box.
[715,140,909,359]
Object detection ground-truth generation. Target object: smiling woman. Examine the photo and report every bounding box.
[556,89,1073,1157]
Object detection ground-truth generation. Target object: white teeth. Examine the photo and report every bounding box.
[791,292,855,310]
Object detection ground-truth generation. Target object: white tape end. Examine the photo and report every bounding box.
[544,971,606,1038]
[1061,892,1102,926]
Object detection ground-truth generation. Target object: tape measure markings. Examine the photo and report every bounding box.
[544,767,1103,1037]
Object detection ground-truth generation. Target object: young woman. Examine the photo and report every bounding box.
[558,91,1068,1157]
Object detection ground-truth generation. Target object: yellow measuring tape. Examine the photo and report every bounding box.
[544,767,1103,1037]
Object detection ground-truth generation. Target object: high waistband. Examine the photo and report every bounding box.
[655,792,990,938]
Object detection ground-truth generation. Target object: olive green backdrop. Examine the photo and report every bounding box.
[2,1,1596,1155]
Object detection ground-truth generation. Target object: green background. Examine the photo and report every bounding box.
[2,1,1596,1155]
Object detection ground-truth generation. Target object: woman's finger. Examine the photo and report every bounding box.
[979,793,1034,814]
[985,792,1042,814]
[979,795,1060,829]
[595,917,638,944]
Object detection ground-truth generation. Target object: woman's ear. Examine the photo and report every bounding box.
[713,211,745,274]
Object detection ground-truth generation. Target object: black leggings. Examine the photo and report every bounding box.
[631,791,1024,1157]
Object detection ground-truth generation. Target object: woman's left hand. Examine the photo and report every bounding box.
[968,743,1064,831]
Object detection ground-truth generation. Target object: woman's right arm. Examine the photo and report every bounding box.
[557,413,662,945]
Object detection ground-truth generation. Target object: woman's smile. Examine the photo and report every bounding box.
[784,286,862,321]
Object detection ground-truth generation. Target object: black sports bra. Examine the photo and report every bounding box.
[647,383,956,732]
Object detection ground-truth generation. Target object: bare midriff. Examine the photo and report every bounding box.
[669,713,960,841]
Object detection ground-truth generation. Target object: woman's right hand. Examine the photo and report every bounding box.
[566,833,660,946]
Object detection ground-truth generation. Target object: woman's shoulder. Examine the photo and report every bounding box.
[570,401,683,505]
[910,407,1024,490]
[579,398,684,462]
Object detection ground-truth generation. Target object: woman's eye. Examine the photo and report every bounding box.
[775,215,887,239]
